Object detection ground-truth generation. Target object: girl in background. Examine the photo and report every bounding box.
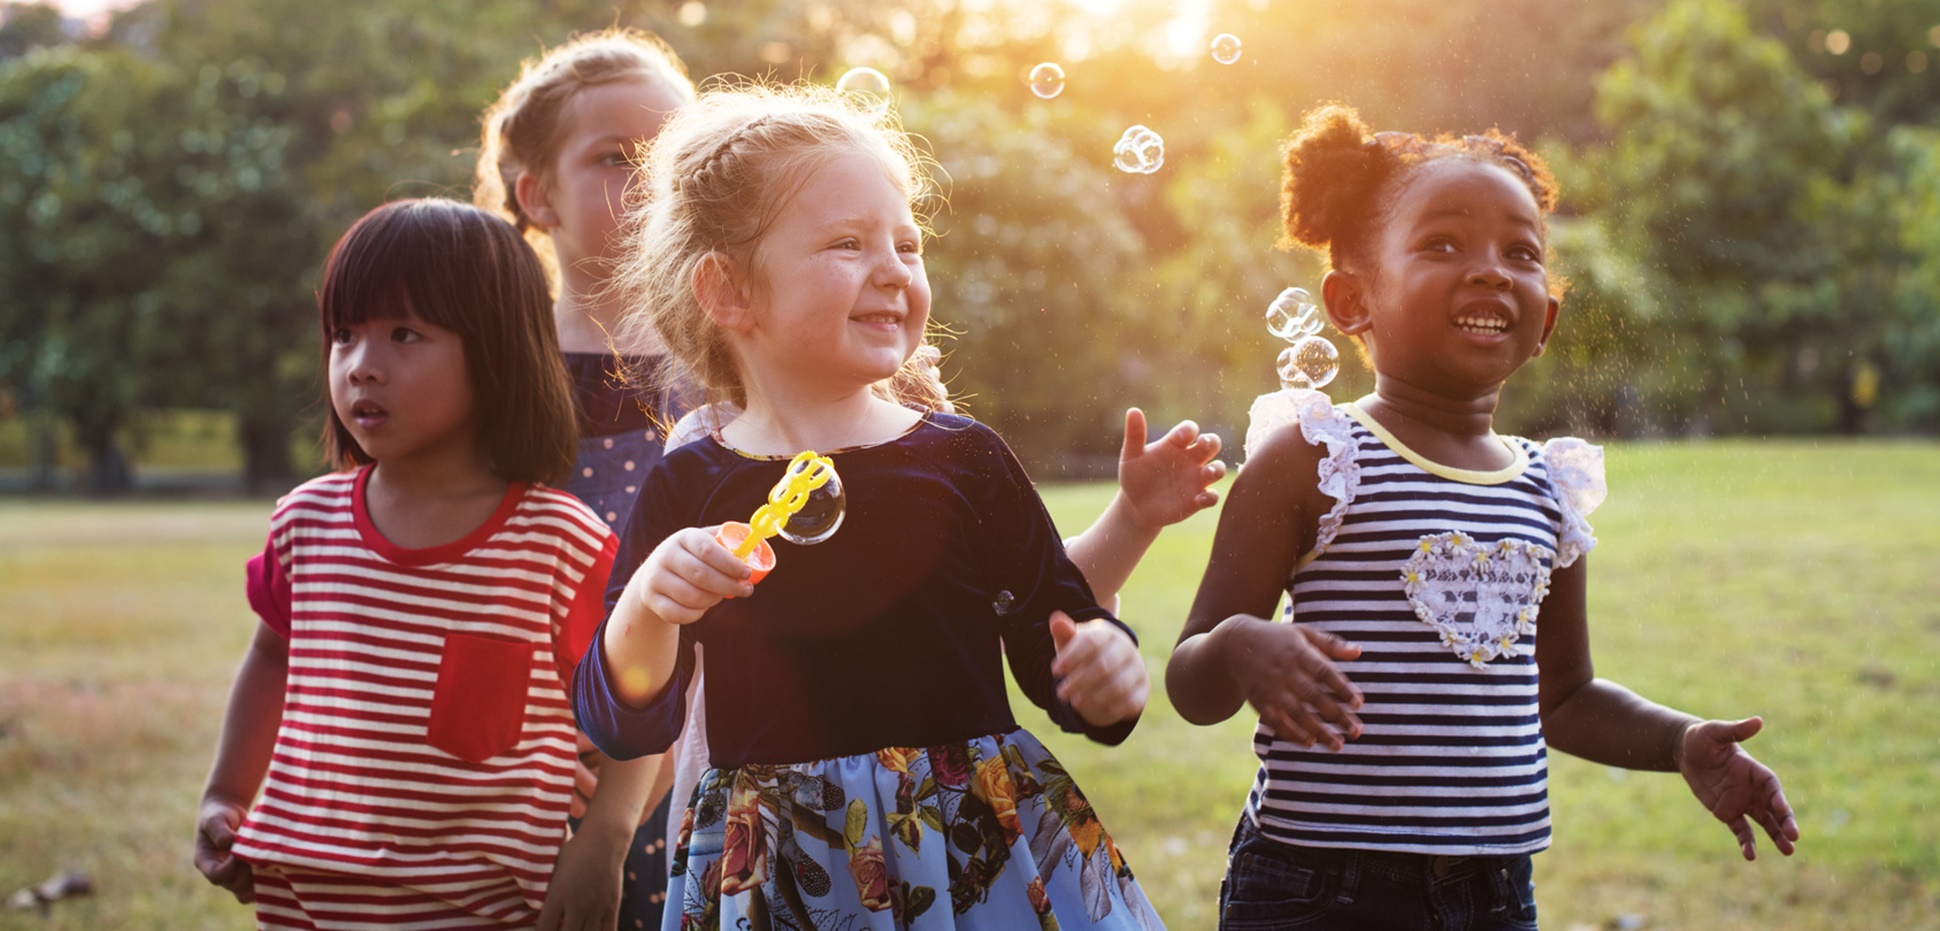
[1167,105,1798,930]
[193,199,638,929]
[577,83,1168,929]
[475,29,697,926]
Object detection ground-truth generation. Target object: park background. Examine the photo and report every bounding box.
[1,0,1936,927]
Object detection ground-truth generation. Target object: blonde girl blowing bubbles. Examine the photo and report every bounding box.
[474,30,1218,929]
[1166,105,1799,930]
[571,84,1168,930]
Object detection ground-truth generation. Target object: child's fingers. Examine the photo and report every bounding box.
[1299,630,1365,707]
[1194,430,1224,461]
[683,528,755,581]
[1161,419,1201,450]
[661,543,753,599]
[1120,408,1149,462]
[1756,772,1800,854]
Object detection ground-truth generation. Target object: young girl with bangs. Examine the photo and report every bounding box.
[1166,105,1799,930]
[193,199,635,929]
[477,29,1223,930]
[572,84,1169,930]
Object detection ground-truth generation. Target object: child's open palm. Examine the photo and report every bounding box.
[1678,716,1800,860]
[1116,408,1225,531]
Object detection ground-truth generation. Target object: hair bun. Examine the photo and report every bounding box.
[1279,103,1393,258]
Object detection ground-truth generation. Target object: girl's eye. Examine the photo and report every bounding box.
[1422,237,1457,254]
[1509,244,1542,262]
[599,152,630,168]
[391,326,420,343]
[834,238,861,251]
[898,240,922,255]
[331,328,352,345]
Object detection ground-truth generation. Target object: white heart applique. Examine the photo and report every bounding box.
[1399,532,1554,668]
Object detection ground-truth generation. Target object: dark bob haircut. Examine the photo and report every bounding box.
[317,198,576,485]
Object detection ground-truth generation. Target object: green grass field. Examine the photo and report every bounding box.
[2,440,1936,929]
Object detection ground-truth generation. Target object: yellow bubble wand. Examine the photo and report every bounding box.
[716,451,839,584]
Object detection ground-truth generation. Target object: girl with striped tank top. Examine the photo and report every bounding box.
[193,199,640,929]
[1167,105,1800,930]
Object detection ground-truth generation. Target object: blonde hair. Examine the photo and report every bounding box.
[473,28,696,282]
[610,81,950,414]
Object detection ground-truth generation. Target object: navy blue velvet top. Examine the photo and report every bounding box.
[573,411,1138,768]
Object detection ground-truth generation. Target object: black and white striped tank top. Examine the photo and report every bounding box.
[1241,391,1603,856]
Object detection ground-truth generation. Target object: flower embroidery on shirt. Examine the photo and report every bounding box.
[1400,533,1554,668]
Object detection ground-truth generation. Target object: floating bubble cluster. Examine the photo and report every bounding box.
[1265,287,1323,339]
[1265,287,1340,390]
[1029,62,1066,99]
[779,471,846,545]
[836,67,892,115]
[1211,33,1243,65]
[1113,125,1165,174]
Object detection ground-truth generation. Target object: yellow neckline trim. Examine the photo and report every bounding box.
[1346,403,1527,485]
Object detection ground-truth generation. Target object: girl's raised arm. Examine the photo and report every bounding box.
[1166,423,1363,748]
[1063,407,1224,608]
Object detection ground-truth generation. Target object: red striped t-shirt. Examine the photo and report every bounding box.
[233,466,617,925]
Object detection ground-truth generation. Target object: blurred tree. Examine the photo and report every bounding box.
[0,2,67,60]
[1578,0,1869,434]
[0,47,189,491]
[901,91,1150,471]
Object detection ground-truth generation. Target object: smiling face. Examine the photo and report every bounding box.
[734,147,930,401]
[530,78,687,276]
[1348,159,1558,395]
[328,309,479,469]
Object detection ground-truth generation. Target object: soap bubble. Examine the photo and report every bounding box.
[1265,287,1323,339]
[1112,124,1165,174]
[1211,33,1243,65]
[1028,62,1065,99]
[836,67,892,115]
[778,470,846,545]
[1277,336,1341,391]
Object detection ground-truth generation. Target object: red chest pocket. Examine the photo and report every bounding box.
[426,632,533,763]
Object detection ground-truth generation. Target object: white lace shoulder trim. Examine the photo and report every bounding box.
[1245,388,1361,556]
[1542,436,1606,567]
[665,402,740,453]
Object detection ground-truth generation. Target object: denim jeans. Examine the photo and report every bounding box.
[1219,817,1539,930]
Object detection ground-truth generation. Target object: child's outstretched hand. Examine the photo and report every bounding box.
[635,526,755,624]
[1117,408,1225,531]
[1219,615,1364,751]
[1678,716,1800,860]
[1050,611,1148,727]
[193,797,254,904]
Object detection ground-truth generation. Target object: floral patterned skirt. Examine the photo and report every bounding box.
[664,729,1164,930]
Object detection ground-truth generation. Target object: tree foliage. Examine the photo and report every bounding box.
[2,0,1936,492]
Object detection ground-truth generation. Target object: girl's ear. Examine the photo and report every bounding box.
[693,251,754,332]
[1321,268,1373,336]
[1531,295,1561,357]
[513,173,559,230]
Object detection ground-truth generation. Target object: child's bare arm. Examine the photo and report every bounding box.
[1064,408,1225,608]
[194,623,290,904]
[1538,559,1799,859]
[603,527,751,708]
[1165,425,1362,748]
[539,754,659,930]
